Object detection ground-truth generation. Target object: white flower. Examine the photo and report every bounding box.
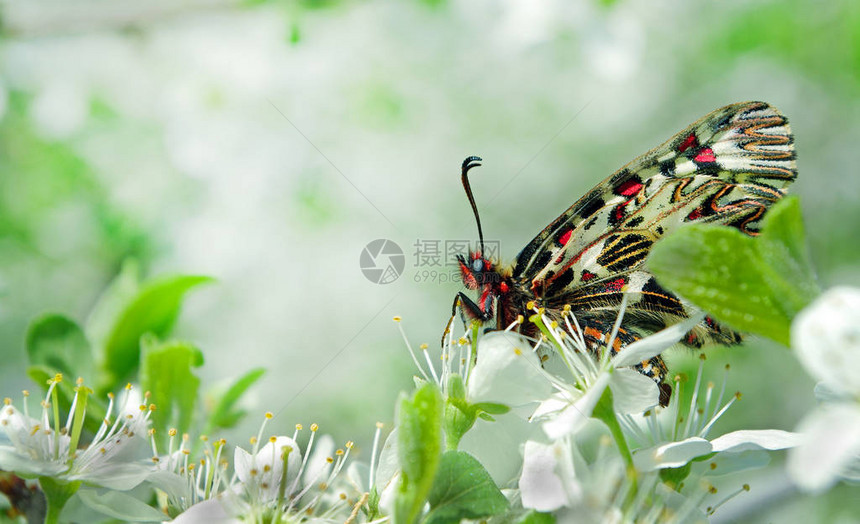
[788,287,860,492]
[344,422,399,519]
[466,331,553,408]
[519,436,710,523]
[530,296,706,439]
[620,360,799,474]
[396,316,548,485]
[792,286,860,398]
[0,377,153,489]
[233,435,302,504]
[169,416,355,523]
[397,316,552,409]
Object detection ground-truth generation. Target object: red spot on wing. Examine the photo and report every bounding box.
[686,208,703,221]
[616,180,644,197]
[678,133,698,153]
[581,270,596,282]
[613,202,627,223]
[499,282,509,293]
[558,229,573,246]
[694,147,716,163]
[605,278,626,291]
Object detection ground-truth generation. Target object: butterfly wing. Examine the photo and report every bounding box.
[512,101,796,345]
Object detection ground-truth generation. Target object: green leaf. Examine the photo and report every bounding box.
[395,383,443,524]
[472,402,511,415]
[76,488,166,522]
[140,336,204,446]
[757,197,819,314]
[26,314,94,380]
[204,368,265,433]
[85,259,140,351]
[444,397,476,452]
[647,196,819,346]
[447,374,466,401]
[516,511,557,524]
[659,462,692,489]
[423,451,508,524]
[101,274,212,388]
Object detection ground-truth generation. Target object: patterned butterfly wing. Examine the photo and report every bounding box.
[511,101,796,345]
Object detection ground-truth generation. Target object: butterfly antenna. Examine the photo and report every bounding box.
[461,156,485,255]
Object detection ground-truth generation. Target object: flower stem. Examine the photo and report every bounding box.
[40,477,80,524]
[592,386,638,494]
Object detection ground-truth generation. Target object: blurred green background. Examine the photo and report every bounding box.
[1,0,858,521]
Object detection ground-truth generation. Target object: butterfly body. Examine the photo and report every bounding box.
[454,101,796,403]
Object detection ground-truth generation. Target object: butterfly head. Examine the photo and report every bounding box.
[456,156,514,321]
[457,251,511,321]
[458,251,496,288]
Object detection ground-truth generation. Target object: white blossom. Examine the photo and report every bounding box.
[788,287,860,492]
[0,378,153,490]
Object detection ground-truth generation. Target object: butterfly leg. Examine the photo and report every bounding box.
[441,292,492,346]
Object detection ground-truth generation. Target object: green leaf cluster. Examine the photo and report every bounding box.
[394,383,508,524]
[23,262,264,445]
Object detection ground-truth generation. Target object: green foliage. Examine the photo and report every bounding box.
[205,367,266,433]
[395,383,510,524]
[648,197,819,346]
[705,0,860,96]
[26,314,94,382]
[443,375,474,451]
[140,336,204,446]
[0,91,151,268]
[443,374,510,450]
[19,264,261,446]
[102,275,213,388]
[423,451,508,524]
[86,260,141,354]
[516,511,557,524]
[659,462,692,489]
[396,383,443,524]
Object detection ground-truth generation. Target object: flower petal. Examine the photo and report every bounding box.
[609,368,659,414]
[460,412,541,485]
[301,434,334,489]
[788,403,860,493]
[69,462,154,490]
[701,450,770,477]
[375,428,399,491]
[611,314,704,368]
[467,332,553,406]
[792,286,860,396]
[170,497,241,523]
[233,436,302,501]
[0,446,67,477]
[710,429,801,453]
[633,437,713,471]
[519,440,572,512]
[541,373,610,440]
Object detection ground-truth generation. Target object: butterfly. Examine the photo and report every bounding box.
[450,101,796,405]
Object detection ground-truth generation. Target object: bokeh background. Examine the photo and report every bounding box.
[1,0,858,521]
